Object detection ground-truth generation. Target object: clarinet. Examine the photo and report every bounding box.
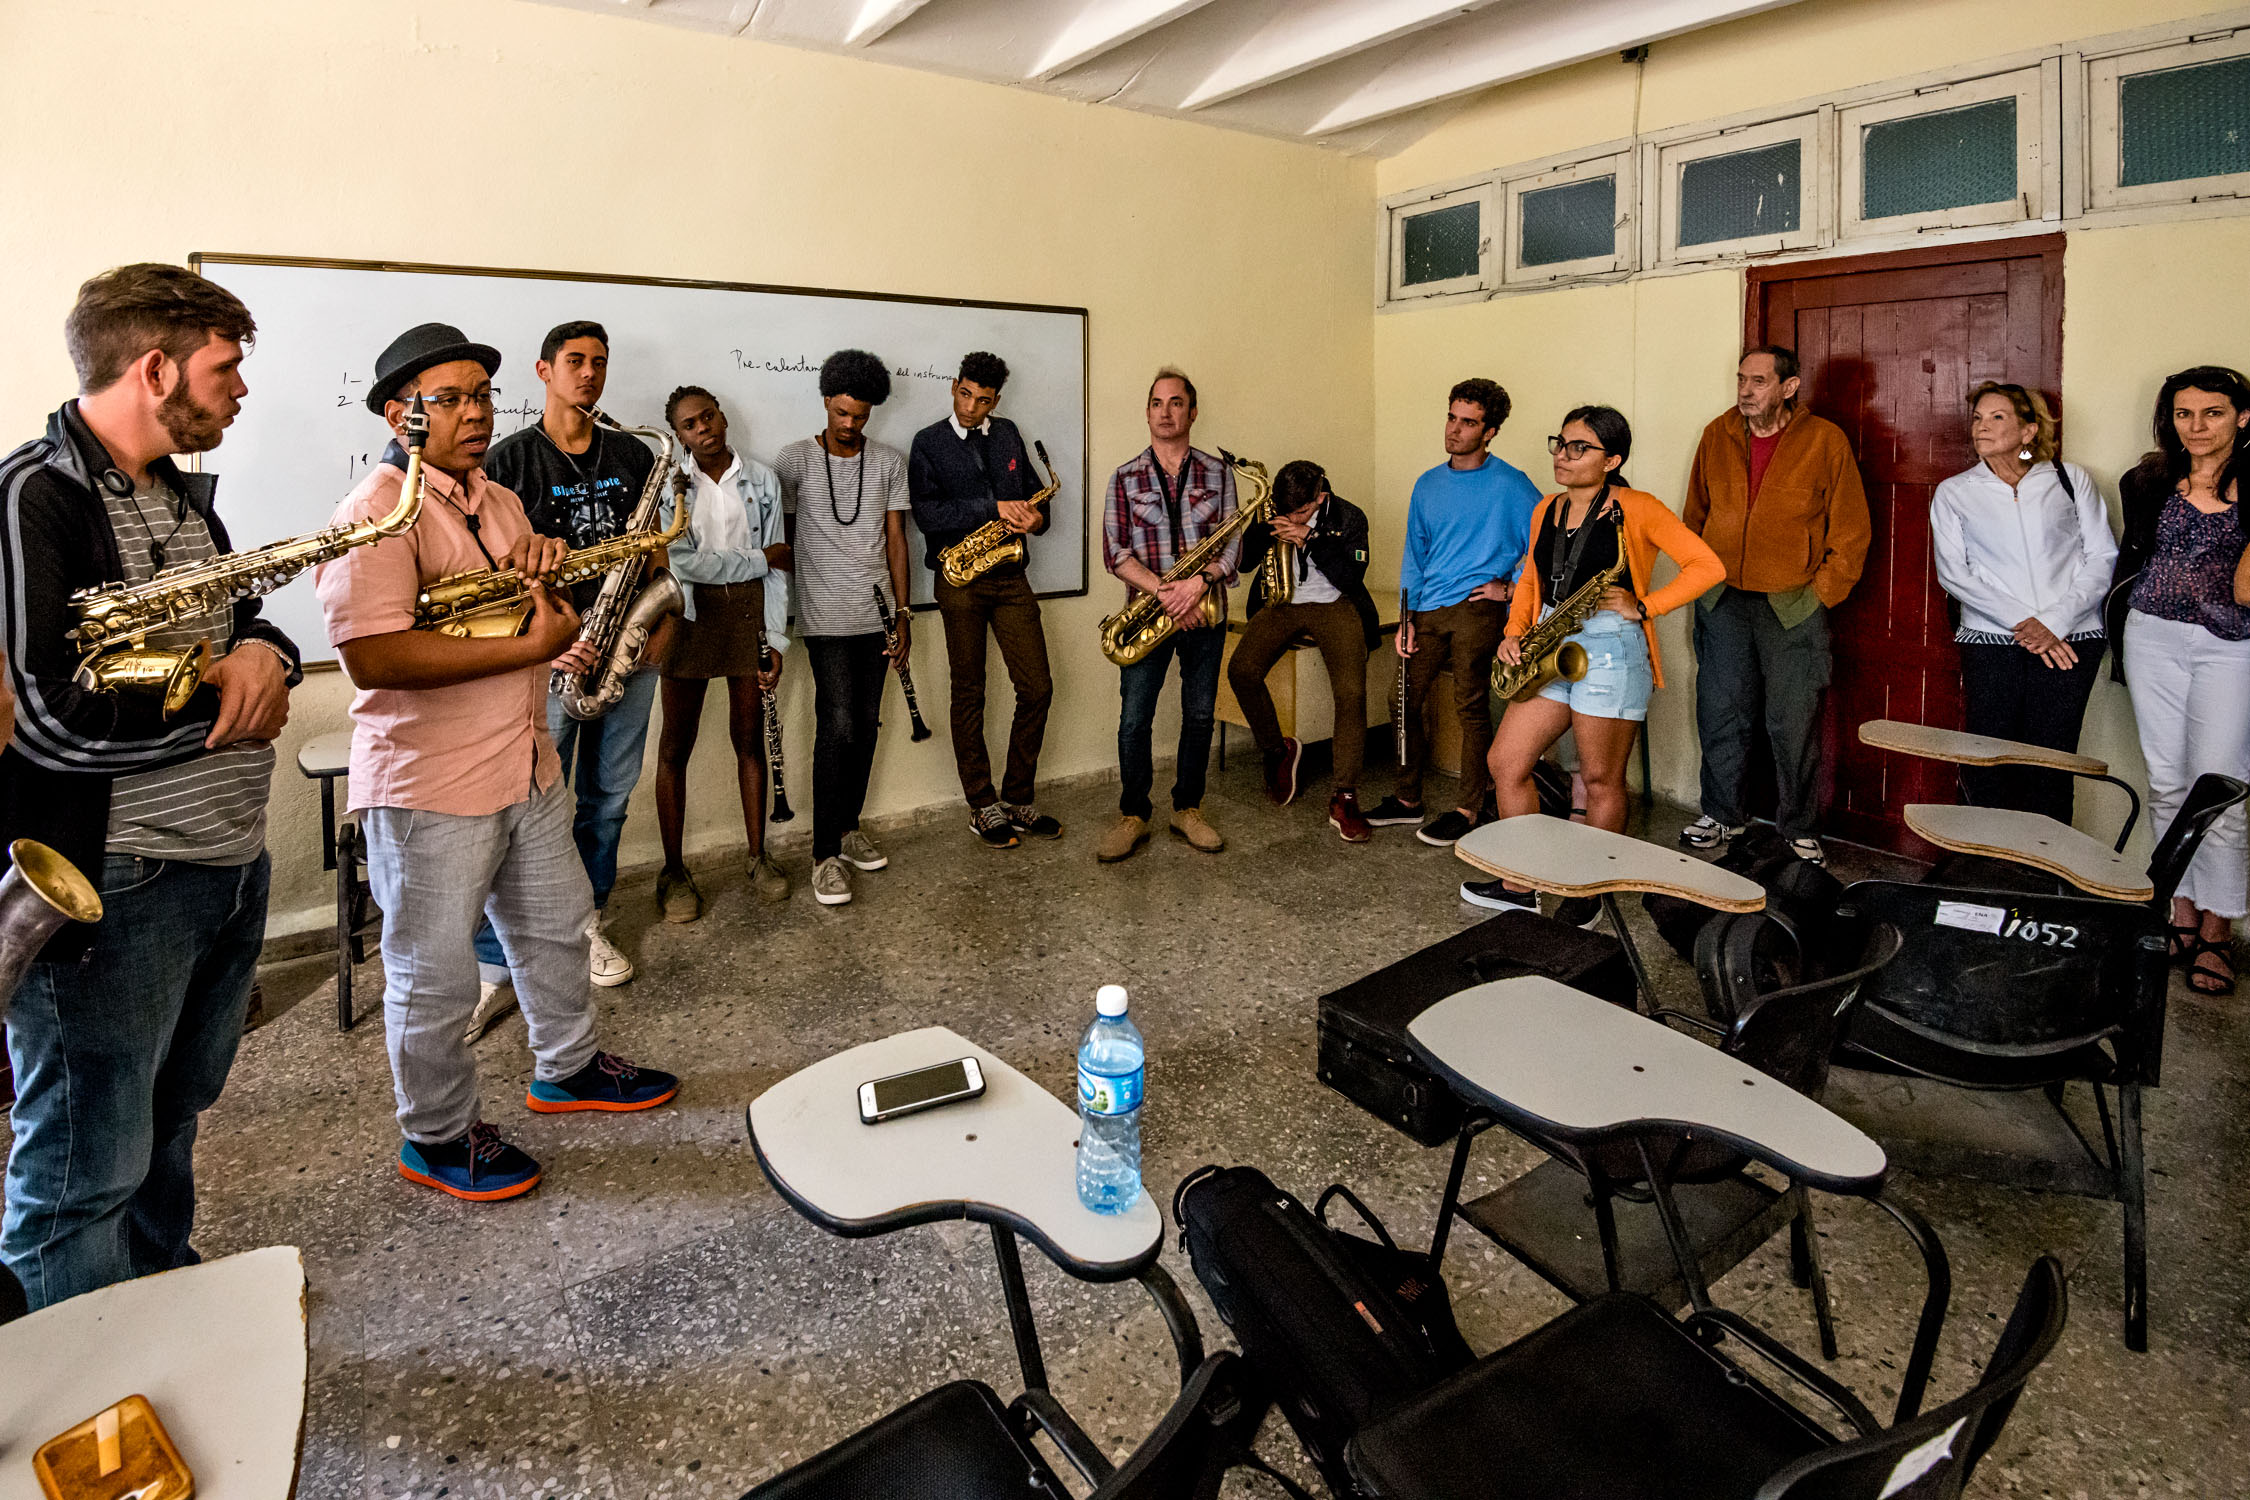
[753,608,794,822]
[1395,589,1413,769]
[873,585,933,742]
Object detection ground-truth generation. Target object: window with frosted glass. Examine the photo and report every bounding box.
[1679,140,1803,246]
[2121,54,2250,188]
[1862,98,2017,218]
[1400,201,1481,286]
[1519,176,1616,266]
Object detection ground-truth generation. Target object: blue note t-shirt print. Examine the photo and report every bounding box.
[482,421,657,610]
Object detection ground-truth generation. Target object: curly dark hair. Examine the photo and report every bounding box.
[664,384,717,428]
[958,351,1009,391]
[1448,377,1510,433]
[540,320,607,364]
[820,348,892,405]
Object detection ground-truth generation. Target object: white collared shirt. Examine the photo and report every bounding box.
[948,415,991,441]
[687,451,753,556]
[1283,502,1342,604]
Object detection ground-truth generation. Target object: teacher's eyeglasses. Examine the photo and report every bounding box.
[419,388,500,413]
[1547,436,1607,459]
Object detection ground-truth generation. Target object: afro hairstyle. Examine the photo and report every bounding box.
[819,348,892,406]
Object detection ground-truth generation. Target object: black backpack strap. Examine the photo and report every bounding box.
[1314,1183,1400,1254]
[1172,1163,1226,1247]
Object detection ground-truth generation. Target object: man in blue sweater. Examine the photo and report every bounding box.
[1365,378,1539,846]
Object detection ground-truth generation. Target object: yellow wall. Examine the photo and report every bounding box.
[1368,0,2250,850]
[0,0,1374,940]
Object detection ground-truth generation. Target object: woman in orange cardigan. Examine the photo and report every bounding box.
[1464,406,1725,918]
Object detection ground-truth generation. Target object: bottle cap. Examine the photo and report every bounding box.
[1096,984,1129,1017]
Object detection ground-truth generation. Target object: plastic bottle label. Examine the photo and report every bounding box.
[1079,1062,1144,1116]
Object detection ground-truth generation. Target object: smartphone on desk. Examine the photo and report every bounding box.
[859,1056,986,1124]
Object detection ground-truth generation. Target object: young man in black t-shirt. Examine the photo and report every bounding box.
[471,320,659,1013]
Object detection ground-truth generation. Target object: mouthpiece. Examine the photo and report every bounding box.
[406,394,429,451]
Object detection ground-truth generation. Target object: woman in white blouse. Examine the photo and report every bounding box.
[1930,382,2118,823]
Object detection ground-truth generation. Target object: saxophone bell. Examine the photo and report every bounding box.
[0,840,103,1027]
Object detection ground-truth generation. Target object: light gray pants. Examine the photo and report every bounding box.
[361,779,600,1143]
[2124,609,2250,919]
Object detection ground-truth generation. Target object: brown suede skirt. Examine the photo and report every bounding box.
[664,578,766,680]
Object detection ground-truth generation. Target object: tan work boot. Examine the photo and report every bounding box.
[1096,814,1151,863]
[1169,807,1224,853]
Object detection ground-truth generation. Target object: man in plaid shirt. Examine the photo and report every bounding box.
[1097,367,1239,862]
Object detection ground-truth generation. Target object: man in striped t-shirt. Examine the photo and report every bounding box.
[0,264,301,1310]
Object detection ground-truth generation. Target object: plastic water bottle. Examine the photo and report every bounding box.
[1076,984,1145,1214]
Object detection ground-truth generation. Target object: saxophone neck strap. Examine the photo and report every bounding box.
[1546,484,1620,605]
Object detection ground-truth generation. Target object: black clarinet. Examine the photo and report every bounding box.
[873,585,933,742]
[753,609,793,822]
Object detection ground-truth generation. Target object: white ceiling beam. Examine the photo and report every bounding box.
[1027,0,1222,81]
[845,0,937,46]
[1308,0,1806,134]
[1179,0,1506,111]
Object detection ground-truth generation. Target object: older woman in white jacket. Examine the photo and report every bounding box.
[1931,382,2118,823]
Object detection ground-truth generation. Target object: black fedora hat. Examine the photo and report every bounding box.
[366,322,503,413]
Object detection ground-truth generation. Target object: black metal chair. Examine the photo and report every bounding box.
[1345,1253,2066,1500]
[740,1347,1266,1500]
[1431,928,1903,1358]
[1837,771,2249,1350]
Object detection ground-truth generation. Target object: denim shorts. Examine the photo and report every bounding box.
[1537,610,1653,722]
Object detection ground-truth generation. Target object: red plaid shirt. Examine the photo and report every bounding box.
[1102,445,1241,617]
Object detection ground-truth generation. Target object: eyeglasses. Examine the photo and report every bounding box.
[417,388,500,413]
[1547,436,1608,459]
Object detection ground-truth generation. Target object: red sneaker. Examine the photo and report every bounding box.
[1329,791,1372,844]
[1263,738,1303,806]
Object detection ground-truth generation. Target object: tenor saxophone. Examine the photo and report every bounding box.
[1489,553,1630,703]
[1097,451,1271,668]
[555,409,690,720]
[411,501,690,638]
[69,397,429,718]
[937,440,1061,587]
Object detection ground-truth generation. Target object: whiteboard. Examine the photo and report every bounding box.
[189,254,1089,662]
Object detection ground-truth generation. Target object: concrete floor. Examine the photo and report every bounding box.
[204,751,2250,1498]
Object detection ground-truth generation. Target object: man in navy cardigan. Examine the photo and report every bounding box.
[907,352,1059,849]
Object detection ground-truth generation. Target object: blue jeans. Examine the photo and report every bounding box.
[474,667,656,968]
[1117,624,1225,819]
[3,852,269,1310]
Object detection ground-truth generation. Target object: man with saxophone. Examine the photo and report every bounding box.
[0,263,301,1308]
[908,352,1059,850]
[773,350,915,908]
[476,320,657,996]
[314,322,678,1203]
[1098,368,1237,862]
[1228,460,1380,842]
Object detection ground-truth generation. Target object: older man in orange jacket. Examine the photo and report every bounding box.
[1680,344,1870,866]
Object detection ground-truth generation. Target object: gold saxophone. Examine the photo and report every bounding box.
[1098,451,1271,668]
[412,499,690,639]
[1258,513,1295,607]
[1489,553,1630,703]
[555,409,689,720]
[938,440,1062,588]
[0,840,103,1025]
[69,399,429,718]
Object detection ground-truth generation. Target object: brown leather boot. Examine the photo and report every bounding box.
[1169,807,1225,853]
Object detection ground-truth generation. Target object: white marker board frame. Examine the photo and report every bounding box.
[188,252,1090,665]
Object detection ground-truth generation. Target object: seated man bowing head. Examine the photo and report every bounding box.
[314,323,678,1203]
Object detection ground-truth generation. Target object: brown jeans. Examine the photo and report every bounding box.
[1227,600,1370,792]
[935,567,1052,808]
[1398,596,1506,809]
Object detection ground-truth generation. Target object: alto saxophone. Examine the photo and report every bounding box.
[411,500,690,638]
[556,409,690,720]
[70,398,429,718]
[1097,451,1272,668]
[938,440,1061,587]
[1258,513,1295,606]
[1489,553,1630,703]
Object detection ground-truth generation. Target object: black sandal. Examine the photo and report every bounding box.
[2169,922,2200,966]
[2187,937,2237,996]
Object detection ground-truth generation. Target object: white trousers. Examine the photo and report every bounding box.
[2124,609,2250,918]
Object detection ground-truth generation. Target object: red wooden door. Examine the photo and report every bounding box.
[1749,238,2064,854]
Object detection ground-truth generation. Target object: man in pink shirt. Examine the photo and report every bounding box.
[315,323,678,1202]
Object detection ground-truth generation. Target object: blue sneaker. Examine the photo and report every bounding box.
[526,1052,679,1114]
[398,1123,543,1201]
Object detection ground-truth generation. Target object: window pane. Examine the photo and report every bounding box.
[2121,54,2250,188]
[1679,139,1803,246]
[1862,97,2017,219]
[1401,200,1481,286]
[1520,176,1615,267]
